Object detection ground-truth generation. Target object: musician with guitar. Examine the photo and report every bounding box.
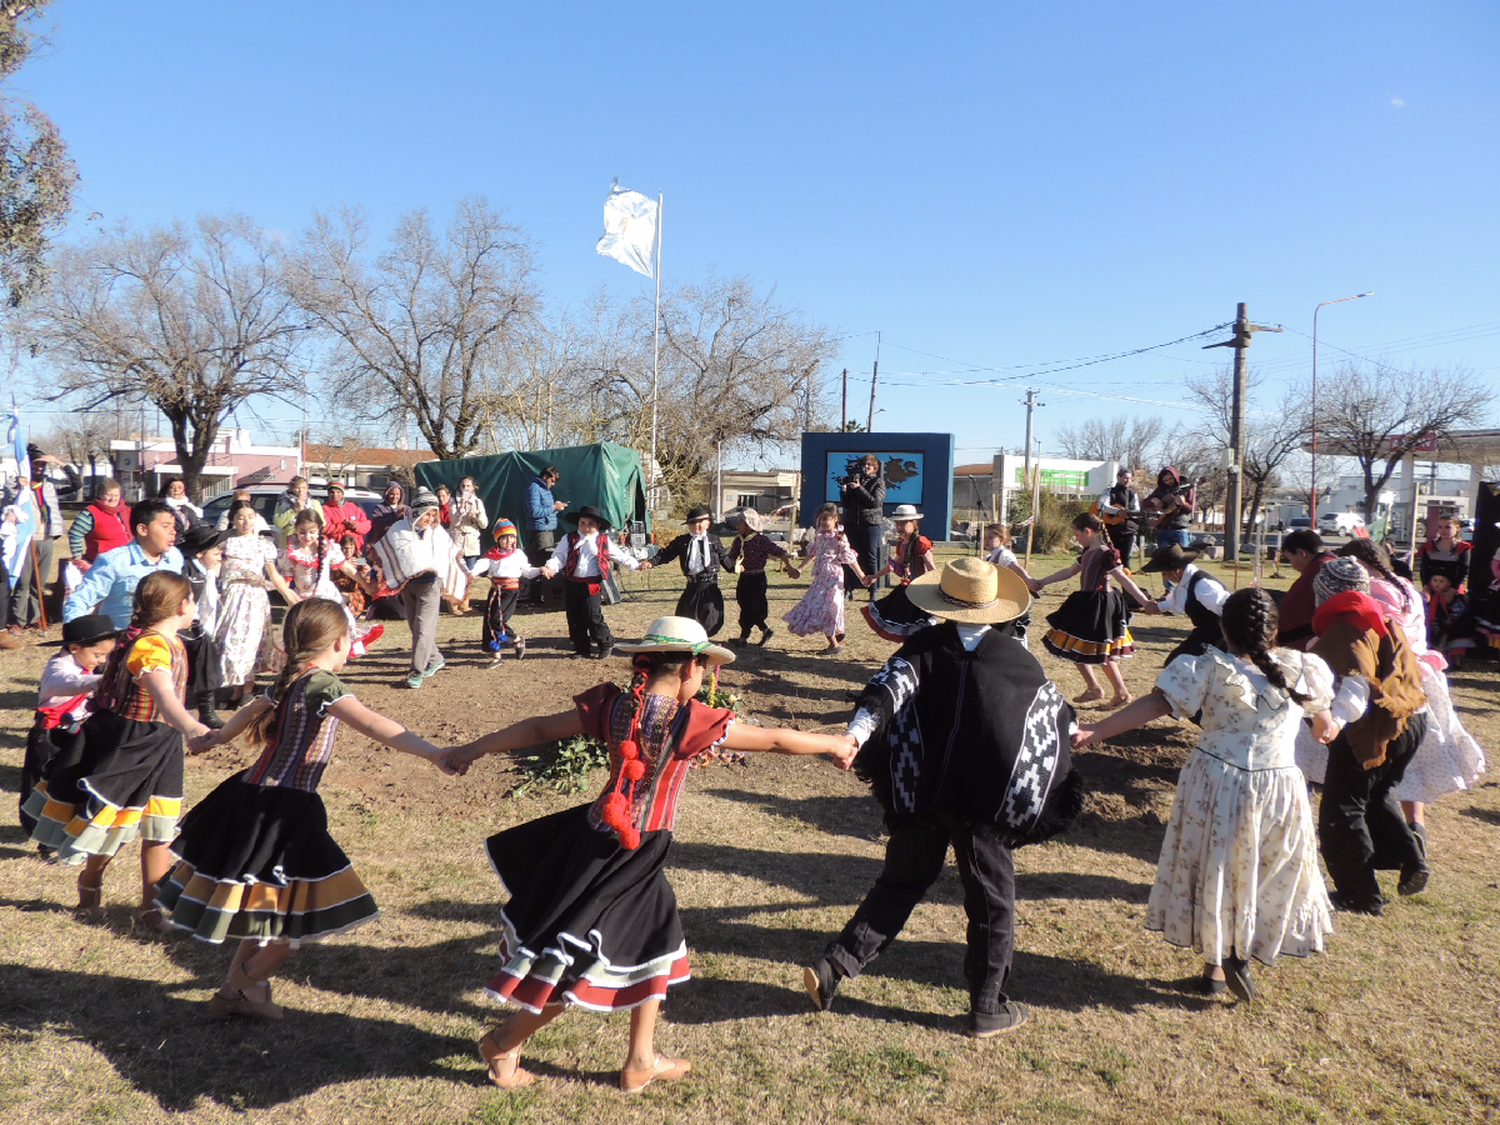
[1092,469,1142,571]
[1144,466,1197,551]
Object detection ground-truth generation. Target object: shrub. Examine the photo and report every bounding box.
[1008,488,1089,554]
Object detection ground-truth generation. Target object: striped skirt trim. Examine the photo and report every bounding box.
[24,780,180,864]
[483,911,690,1015]
[1042,627,1135,664]
[155,859,378,947]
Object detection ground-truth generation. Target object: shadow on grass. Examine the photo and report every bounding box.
[1459,805,1500,827]
[0,962,475,1112]
[699,788,883,840]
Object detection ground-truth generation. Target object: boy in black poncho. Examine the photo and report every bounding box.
[804,557,1084,1038]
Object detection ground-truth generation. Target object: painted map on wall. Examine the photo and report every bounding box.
[825,451,925,505]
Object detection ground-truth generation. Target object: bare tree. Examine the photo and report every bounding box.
[26,214,306,500]
[1313,363,1494,520]
[1053,414,1166,476]
[1185,367,1310,533]
[0,2,76,306]
[568,274,839,501]
[33,411,116,484]
[288,197,539,461]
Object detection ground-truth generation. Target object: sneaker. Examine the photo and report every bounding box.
[966,1002,1030,1038]
[513,635,526,660]
[1397,864,1430,896]
[803,958,841,1012]
[405,670,425,689]
[423,656,446,677]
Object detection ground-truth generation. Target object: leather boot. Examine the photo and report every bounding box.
[197,694,226,730]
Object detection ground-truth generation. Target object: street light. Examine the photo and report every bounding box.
[1310,291,1373,524]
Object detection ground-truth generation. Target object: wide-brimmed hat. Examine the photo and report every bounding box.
[736,508,763,532]
[492,517,518,540]
[889,504,923,521]
[409,487,440,515]
[1140,543,1199,574]
[1313,556,1370,603]
[905,556,1031,625]
[564,504,612,531]
[615,616,735,665]
[178,524,229,557]
[54,614,121,647]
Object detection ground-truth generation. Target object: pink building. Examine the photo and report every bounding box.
[110,429,303,501]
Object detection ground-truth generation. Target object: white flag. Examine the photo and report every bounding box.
[595,182,657,278]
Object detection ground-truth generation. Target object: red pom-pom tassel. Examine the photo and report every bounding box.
[618,739,640,760]
[622,759,646,782]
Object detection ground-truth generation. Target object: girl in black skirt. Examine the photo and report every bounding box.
[157,598,453,1020]
[444,616,854,1093]
[1033,512,1152,708]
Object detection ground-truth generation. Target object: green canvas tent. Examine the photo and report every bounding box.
[413,442,650,541]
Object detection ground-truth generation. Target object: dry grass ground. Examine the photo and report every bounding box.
[1,549,1498,1124]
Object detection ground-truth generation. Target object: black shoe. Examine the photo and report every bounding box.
[1330,891,1384,916]
[592,646,614,660]
[966,1002,1030,1038]
[1197,967,1227,996]
[758,627,775,646]
[1398,864,1430,896]
[197,703,226,730]
[1222,956,1255,1005]
[803,958,840,1012]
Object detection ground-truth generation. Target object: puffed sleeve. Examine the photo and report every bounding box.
[674,700,735,759]
[1154,654,1210,720]
[572,683,622,742]
[126,634,175,679]
[837,534,859,566]
[1293,652,1336,714]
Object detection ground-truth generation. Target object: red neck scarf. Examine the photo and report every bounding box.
[1312,590,1388,638]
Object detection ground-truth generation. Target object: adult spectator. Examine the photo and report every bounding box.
[322,483,372,552]
[272,476,324,547]
[524,465,566,605]
[159,478,203,536]
[366,482,409,548]
[1144,466,1195,553]
[63,499,184,629]
[1096,468,1142,571]
[214,489,273,536]
[451,476,489,569]
[1276,529,1337,649]
[68,478,133,571]
[839,454,886,599]
[6,445,80,631]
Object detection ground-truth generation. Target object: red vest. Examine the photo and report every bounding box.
[83,501,133,562]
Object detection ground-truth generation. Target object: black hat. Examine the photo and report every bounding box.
[179,524,229,557]
[685,504,713,522]
[564,504,612,531]
[1141,543,1200,574]
[57,614,121,647]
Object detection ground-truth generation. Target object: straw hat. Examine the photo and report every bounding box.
[615,616,736,665]
[904,557,1031,625]
[889,504,923,521]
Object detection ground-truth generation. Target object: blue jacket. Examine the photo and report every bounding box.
[524,477,557,531]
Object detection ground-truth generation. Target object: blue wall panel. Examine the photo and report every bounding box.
[798,432,956,536]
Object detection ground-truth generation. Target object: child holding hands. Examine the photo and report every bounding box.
[444,616,854,1093]
[156,597,455,1020]
[784,503,871,654]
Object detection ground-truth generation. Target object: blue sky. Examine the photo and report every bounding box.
[12,1,1500,463]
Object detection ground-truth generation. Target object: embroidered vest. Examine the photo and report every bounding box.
[563,532,611,580]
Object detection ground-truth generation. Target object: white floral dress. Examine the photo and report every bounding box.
[783,528,859,637]
[274,541,378,665]
[215,534,279,685]
[1149,648,1336,967]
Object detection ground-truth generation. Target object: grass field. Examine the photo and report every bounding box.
[1,549,1497,1124]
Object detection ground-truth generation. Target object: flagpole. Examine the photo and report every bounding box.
[650,192,663,513]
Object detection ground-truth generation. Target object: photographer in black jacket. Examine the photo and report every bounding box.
[840,454,886,600]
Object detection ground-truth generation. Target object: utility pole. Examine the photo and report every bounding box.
[1021,389,1043,479]
[840,368,848,433]
[1203,303,1282,564]
[866,332,881,433]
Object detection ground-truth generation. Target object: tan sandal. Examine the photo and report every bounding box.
[620,1054,691,1093]
[478,1029,534,1089]
[74,873,104,920]
[208,963,284,1021]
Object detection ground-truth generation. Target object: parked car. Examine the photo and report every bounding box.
[1283,517,1313,532]
[200,484,382,532]
[1317,511,1366,535]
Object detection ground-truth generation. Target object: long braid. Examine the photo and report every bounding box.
[1337,539,1411,612]
[1221,588,1310,705]
[245,598,350,749]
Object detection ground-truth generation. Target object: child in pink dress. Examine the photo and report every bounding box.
[784,504,871,654]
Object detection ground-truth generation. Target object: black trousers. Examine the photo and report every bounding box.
[178,626,224,705]
[483,585,521,650]
[1319,712,1427,902]
[1106,527,1136,571]
[526,530,558,603]
[564,578,611,656]
[675,577,724,637]
[736,572,770,633]
[844,522,883,598]
[825,814,1016,1016]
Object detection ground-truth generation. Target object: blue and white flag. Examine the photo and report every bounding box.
[595,182,658,278]
[1,411,36,588]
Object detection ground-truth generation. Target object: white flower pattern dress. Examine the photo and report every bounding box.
[214,534,280,685]
[783,528,859,637]
[1148,648,1336,967]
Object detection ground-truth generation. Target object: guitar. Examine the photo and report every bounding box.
[1087,500,1147,527]
[1143,478,1206,529]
